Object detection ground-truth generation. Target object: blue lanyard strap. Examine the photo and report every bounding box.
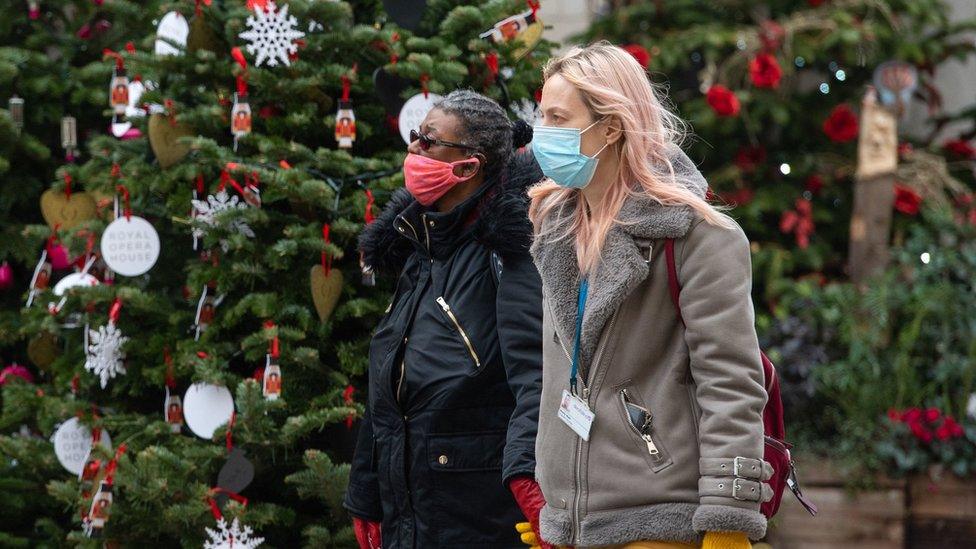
[570,278,588,395]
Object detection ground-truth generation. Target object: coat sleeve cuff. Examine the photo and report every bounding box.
[343,480,383,522]
[501,443,536,487]
[692,504,767,541]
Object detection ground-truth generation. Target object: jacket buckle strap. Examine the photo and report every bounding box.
[699,457,772,481]
[699,476,773,503]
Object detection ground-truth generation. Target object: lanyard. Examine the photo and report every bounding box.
[570,278,588,396]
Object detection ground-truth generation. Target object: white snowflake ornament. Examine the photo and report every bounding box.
[204,517,265,549]
[85,321,129,388]
[191,190,255,251]
[238,1,305,67]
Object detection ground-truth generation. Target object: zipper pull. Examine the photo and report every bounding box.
[641,434,659,456]
[436,296,450,312]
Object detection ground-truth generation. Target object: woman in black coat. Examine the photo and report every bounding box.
[344,90,548,548]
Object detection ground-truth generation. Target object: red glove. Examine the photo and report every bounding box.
[352,516,382,549]
[509,476,555,549]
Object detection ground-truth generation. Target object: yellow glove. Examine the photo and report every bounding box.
[702,531,752,549]
[515,521,572,549]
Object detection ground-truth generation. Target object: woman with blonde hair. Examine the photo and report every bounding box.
[524,42,772,549]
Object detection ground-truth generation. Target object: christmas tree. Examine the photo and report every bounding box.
[3,0,553,546]
[1,2,160,544]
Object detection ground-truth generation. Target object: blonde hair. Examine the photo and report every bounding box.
[528,42,733,275]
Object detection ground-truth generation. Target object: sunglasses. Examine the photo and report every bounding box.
[409,129,476,152]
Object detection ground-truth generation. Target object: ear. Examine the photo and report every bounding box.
[454,153,485,178]
[604,117,624,146]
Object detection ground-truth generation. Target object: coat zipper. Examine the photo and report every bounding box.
[620,389,660,457]
[571,311,618,545]
[435,296,481,368]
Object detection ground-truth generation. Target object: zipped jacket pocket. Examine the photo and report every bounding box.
[617,386,674,473]
[435,296,482,371]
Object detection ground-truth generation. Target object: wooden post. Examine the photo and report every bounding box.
[848,88,899,284]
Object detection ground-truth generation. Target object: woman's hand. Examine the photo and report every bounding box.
[352,516,382,549]
[509,476,555,549]
[702,531,752,549]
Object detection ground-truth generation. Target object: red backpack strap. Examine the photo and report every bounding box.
[664,239,684,326]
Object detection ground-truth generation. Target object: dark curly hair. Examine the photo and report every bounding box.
[433,89,533,179]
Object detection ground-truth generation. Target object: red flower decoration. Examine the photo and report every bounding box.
[622,43,651,69]
[894,185,922,215]
[734,145,766,172]
[943,416,965,438]
[779,198,815,249]
[943,139,976,160]
[804,174,825,194]
[706,85,741,117]
[910,422,933,443]
[924,407,941,423]
[822,104,859,143]
[759,20,785,52]
[718,187,754,206]
[902,407,922,424]
[0,364,33,386]
[749,53,782,89]
[887,408,901,422]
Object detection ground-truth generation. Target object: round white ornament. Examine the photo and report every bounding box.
[53,272,99,296]
[100,215,160,276]
[52,417,112,476]
[183,382,235,439]
[155,12,189,56]
[398,92,443,144]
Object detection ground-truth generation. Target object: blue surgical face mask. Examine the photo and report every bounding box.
[531,119,610,189]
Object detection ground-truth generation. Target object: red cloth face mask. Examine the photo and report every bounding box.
[403,153,480,206]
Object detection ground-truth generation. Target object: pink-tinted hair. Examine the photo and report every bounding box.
[528,42,733,275]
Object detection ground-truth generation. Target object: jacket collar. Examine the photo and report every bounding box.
[530,146,708,369]
[359,152,544,275]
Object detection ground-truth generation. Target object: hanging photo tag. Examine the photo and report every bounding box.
[183,382,235,439]
[100,215,160,277]
[26,250,51,307]
[52,417,113,476]
[335,99,356,149]
[398,92,443,144]
[194,283,217,340]
[231,92,252,151]
[109,69,130,117]
[262,354,281,401]
[164,387,184,433]
[83,480,113,538]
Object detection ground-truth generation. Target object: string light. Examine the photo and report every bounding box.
[819,82,830,94]
[794,56,805,67]
[835,69,847,81]
[920,252,931,264]
[779,163,791,175]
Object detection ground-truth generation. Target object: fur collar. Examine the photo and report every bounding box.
[358,152,543,276]
[530,146,708,369]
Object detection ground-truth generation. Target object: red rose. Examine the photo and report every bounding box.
[894,185,922,215]
[943,139,976,159]
[924,407,941,423]
[936,424,952,441]
[749,53,782,89]
[622,43,651,69]
[759,20,785,51]
[706,85,741,117]
[734,145,766,172]
[910,422,933,443]
[718,187,754,206]
[902,407,922,423]
[942,416,964,438]
[823,104,859,143]
[804,174,825,194]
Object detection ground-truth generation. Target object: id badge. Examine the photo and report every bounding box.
[558,389,595,441]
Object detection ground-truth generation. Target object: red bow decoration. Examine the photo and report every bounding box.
[779,198,814,249]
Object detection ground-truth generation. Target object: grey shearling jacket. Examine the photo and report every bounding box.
[530,148,773,548]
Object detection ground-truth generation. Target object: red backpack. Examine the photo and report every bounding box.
[664,239,817,519]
